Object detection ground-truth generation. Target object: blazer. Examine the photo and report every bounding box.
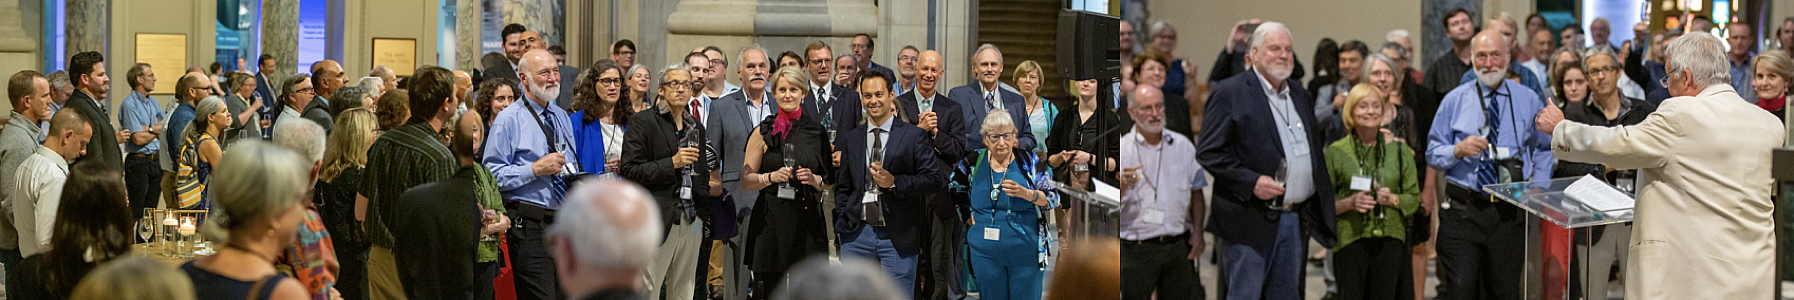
[805,82,862,134]
[833,119,941,257]
[946,84,1037,152]
[300,99,333,132]
[619,109,715,232]
[255,72,277,111]
[707,89,775,206]
[391,166,481,300]
[66,90,121,172]
[895,91,968,220]
[1551,84,1782,299]
[1194,70,1337,249]
[555,65,581,111]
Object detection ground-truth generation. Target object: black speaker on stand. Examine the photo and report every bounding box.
[1056,9,1122,187]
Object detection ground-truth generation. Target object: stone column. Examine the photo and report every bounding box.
[0,0,38,108]
[264,0,298,84]
[456,0,480,71]
[66,0,106,55]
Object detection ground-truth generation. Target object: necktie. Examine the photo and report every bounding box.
[985,92,997,111]
[1478,87,1504,186]
[920,97,933,113]
[865,128,886,225]
[542,111,568,206]
[690,100,703,123]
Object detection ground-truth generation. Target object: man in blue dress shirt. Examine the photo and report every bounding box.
[118,63,163,219]
[484,49,576,300]
[1426,29,1556,300]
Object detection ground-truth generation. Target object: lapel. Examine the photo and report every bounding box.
[1240,71,1285,158]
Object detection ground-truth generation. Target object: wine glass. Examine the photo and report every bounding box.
[783,142,797,189]
[1273,160,1288,187]
[137,216,154,247]
[868,148,884,195]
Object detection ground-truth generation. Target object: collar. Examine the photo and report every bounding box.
[980,82,1000,97]
[1481,81,1510,98]
[34,146,68,170]
[1127,125,1172,147]
[283,105,301,116]
[8,111,40,134]
[130,91,153,103]
[919,91,937,103]
[810,81,831,95]
[868,114,895,133]
[1251,67,1289,97]
[1699,84,1738,98]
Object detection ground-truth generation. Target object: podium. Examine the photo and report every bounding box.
[1044,180,1120,241]
[1483,177,1635,300]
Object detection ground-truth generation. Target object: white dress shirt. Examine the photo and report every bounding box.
[12,146,68,256]
[1120,127,1208,240]
[1253,69,1315,204]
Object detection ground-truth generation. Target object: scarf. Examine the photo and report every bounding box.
[1760,95,1787,111]
[771,107,804,139]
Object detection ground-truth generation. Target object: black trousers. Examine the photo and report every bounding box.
[1121,234,1204,300]
[472,261,499,300]
[508,217,560,300]
[1435,188,1526,300]
[124,155,160,220]
[334,241,369,300]
[1334,237,1413,300]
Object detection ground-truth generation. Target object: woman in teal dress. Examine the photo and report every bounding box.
[966,108,1058,300]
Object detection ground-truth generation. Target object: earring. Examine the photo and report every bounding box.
[266,228,276,238]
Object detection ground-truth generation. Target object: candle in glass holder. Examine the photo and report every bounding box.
[178,218,196,236]
[179,218,197,259]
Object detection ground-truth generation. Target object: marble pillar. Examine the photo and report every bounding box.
[66,0,105,56]
[0,0,38,109]
[457,0,481,71]
[264,0,297,84]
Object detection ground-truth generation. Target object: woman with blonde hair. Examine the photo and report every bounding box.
[315,108,377,300]
[1752,49,1794,122]
[740,66,834,297]
[1323,84,1419,300]
[69,256,197,300]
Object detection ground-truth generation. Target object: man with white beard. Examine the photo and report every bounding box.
[484,48,576,300]
[1193,21,1337,300]
[1426,28,1554,300]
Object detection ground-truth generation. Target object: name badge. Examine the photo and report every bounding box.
[777,185,797,199]
[679,186,692,200]
[863,191,879,203]
[984,227,1001,241]
[1350,176,1373,191]
[1143,209,1165,225]
[1493,147,1515,160]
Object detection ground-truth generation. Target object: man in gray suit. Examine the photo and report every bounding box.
[705,44,776,300]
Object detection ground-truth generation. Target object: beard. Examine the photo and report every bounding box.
[1264,63,1292,81]
[531,81,560,102]
[1476,66,1507,88]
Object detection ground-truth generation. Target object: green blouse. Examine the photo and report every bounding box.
[474,164,507,263]
[1323,136,1422,251]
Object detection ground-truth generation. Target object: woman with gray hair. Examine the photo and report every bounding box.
[356,77,386,99]
[225,72,266,146]
[174,96,231,210]
[628,65,654,113]
[964,108,1057,300]
[182,141,314,300]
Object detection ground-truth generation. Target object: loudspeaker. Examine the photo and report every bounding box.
[1057,10,1120,81]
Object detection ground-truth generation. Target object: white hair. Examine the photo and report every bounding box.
[1665,32,1733,87]
[1386,29,1410,43]
[771,257,907,300]
[1150,20,1176,37]
[737,44,767,67]
[369,65,396,82]
[203,141,312,245]
[656,63,692,114]
[552,178,662,273]
[980,108,1016,135]
[975,43,1003,63]
[356,77,384,94]
[1250,21,1291,48]
[273,118,328,162]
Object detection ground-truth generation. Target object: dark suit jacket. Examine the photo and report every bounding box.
[946,84,1036,152]
[707,89,774,208]
[868,62,897,86]
[805,82,862,135]
[1195,70,1338,249]
[66,90,121,172]
[301,99,333,132]
[895,91,967,220]
[833,119,940,257]
[391,166,481,300]
[555,65,581,111]
[620,110,715,232]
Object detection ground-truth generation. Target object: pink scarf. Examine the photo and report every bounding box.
[771,108,804,139]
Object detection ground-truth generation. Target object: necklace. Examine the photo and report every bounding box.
[226,244,276,264]
[989,155,1012,201]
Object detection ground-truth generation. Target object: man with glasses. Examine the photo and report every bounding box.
[160,72,219,207]
[118,63,164,219]
[612,39,637,70]
[701,46,740,96]
[1121,84,1208,300]
[1194,22,1337,299]
[278,72,333,132]
[1455,14,1548,99]
[804,41,862,141]
[893,46,920,96]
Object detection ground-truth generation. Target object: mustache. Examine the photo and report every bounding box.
[749,75,766,81]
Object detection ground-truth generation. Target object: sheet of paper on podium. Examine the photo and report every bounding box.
[1563,174,1635,218]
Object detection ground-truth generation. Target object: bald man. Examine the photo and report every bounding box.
[486,48,575,300]
[1427,29,1554,300]
[900,49,971,300]
[452,70,474,109]
[312,60,348,109]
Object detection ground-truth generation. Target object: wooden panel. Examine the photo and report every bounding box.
[135,33,187,94]
[371,38,417,76]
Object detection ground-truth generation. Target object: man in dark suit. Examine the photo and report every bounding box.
[801,41,862,142]
[705,45,776,300]
[548,45,581,111]
[896,49,970,299]
[834,70,941,295]
[392,110,487,300]
[948,44,1036,152]
[64,51,123,173]
[1192,22,1336,300]
[255,54,278,110]
[493,23,530,86]
[851,34,897,85]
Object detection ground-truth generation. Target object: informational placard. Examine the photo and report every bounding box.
[371,38,417,77]
[134,33,187,94]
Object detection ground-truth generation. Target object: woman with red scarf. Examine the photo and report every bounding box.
[738,66,835,299]
[1752,50,1794,123]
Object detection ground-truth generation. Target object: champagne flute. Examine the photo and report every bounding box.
[783,142,797,190]
[868,148,884,195]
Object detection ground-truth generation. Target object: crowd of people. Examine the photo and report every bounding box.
[0,20,1123,300]
[1122,9,1793,300]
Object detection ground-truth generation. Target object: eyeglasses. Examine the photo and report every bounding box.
[663,80,696,91]
[616,51,636,56]
[597,77,622,86]
[809,58,832,66]
[898,55,917,62]
[295,87,315,94]
[710,59,726,67]
[984,132,1017,141]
